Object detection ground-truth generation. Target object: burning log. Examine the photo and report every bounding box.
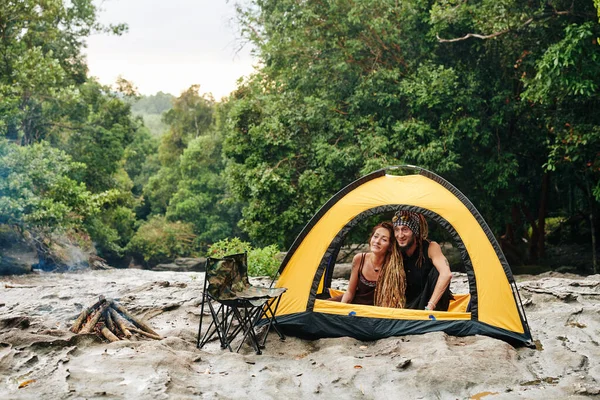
[100,324,120,342]
[110,300,160,337]
[79,303,109,334]
[70,297,161,341]
[70,296,106,333]
[108,307,133,338]
[104,308,116,332]
[129,327,162,340]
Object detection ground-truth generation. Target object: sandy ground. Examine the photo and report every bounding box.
[1,269,599,399]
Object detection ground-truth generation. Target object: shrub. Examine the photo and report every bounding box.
[248,244,281,278]
[207,237,281,278]
[126,215,197,267]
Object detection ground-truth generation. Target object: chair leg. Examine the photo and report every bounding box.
[258,296,286,347]
[217,303,235,351]
[232,304,263,355]
[197,300,205,348]
[198,301,234,351]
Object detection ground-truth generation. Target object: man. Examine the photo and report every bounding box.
[392,210,452,311]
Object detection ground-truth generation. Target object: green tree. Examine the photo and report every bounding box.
[225,0,469,247]
[0,0,125,144]
[131,91,174,115]
[143,85,215,215]
[130,92,174,137]
[61,81,139,192]
[0,139,100,230]
[166,131,241,248]
[126,215,197,267]
[0,139,117,266]
[225,0,599,267]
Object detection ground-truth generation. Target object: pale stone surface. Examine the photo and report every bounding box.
[0,270,598,399]
[153,257,206,272]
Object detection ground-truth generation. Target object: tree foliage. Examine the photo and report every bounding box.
[224,0,600,266]
[126,215,197,267]
[0,0,126,144]
[0,139,104,231]
[2,0,599,272]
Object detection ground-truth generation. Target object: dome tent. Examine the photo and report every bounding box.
[270,166,534,347]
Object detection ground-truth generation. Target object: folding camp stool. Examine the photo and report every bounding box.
[197,253,287,354]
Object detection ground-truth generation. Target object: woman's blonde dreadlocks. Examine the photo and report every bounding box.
[374,238,406,308]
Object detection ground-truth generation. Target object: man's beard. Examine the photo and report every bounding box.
[398,236,415,252]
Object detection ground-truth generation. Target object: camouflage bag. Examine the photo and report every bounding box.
[206,253,250,300]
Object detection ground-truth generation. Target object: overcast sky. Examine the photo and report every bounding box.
[85,0,256,99]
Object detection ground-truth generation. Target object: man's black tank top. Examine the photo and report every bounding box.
[403,241,433,304]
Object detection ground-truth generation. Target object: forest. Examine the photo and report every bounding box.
[1,0,599,274]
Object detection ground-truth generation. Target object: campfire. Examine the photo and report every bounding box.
[70,296,161,341]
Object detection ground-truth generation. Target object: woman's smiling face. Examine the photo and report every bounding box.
[370,227,391,254]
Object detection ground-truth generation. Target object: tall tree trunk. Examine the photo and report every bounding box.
[523,172,549,264]
[585,179,597,274]
[500,204,526,266]
[590,210,597,274]
[537,172,549,259]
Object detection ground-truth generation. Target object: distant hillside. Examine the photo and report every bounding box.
[131,92,174,136]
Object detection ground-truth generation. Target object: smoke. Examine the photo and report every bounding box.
[31,231,96,272]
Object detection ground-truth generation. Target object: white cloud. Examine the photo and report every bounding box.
[85,0,256,99]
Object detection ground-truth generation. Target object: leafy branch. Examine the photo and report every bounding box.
[436,9,582,43]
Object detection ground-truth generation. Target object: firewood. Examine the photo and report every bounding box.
[108,307,132,338]
[100,324,120,342]
[104,308,116,332]
[129,327,162,340]
[4,284,36,288]
[79,302,109,334]
[70,296,106,333]
[110,300,160,337]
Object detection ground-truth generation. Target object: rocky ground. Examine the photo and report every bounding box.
[0,269,599,399]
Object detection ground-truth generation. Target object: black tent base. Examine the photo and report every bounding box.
[272,311,535,349]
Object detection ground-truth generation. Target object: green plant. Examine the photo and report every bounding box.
[248,244,281,278]
[207,237,252,258]
[207,238,281,278]
[126,216,197,267]
[545,217,567,235]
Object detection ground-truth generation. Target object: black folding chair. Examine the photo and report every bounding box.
[197,252,287,354]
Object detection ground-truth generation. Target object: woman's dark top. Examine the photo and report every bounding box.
[403,241,452,311]
[352,253,377,305]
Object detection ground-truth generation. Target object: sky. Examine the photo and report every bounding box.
[85,0,256,99]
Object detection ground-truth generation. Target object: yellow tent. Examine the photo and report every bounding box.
[271,166,533,347]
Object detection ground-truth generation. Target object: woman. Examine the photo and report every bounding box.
[336,222,398,305]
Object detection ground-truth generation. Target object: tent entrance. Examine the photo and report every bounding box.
[309,204,477,318]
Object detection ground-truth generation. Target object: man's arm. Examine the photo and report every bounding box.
[426,241,452,310]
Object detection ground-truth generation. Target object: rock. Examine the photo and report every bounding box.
[0,239,37,275]
[332,263,352,279]
[174,257,206,271]
[0,255,33,275]
[153,257,206,272]
[89,256,113,270]
[336,244,369,263]
[396,357,412,369]
[441,242,463,271]
[1,270,599,399]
